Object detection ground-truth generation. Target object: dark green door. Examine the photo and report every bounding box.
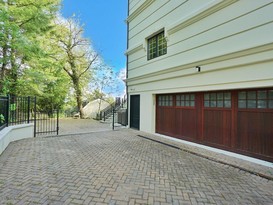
[130,95,140,130]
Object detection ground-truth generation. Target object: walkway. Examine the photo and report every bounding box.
[0,129,272,204]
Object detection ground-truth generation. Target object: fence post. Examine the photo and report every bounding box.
[34,97,37,138]
[57,109,59,135]
[6,95,10,127]
[27,96,30,124]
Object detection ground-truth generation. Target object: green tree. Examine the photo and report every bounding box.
[0,0,61,95]
[52,17,98,118]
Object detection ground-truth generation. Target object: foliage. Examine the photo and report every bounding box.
[0,0,122,114]
[0,0,70,110]
[0,114,5,124]
[51,17,99,118]
[0,0,61,95]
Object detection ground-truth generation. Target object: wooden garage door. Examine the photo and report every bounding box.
[156,89,273,162]
[156,94,198,141]
[203,92,232,148]
[236,89,273,161]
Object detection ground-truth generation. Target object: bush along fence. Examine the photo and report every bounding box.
[0,96,59,137]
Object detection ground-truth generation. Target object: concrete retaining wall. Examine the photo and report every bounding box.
[0,124,34,155]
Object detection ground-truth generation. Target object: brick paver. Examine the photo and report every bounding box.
[58,119,112,135]
[0,129,273,204]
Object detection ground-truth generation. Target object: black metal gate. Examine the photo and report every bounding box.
[33,97,59,137]
[34,109,59,137]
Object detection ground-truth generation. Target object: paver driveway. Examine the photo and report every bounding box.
[0,130,272,205]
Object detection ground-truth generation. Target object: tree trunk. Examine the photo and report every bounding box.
[73,78,84,119]
[10,47,18,95]
[0,38,8,93]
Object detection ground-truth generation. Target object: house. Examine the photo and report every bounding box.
[125,0,273,162]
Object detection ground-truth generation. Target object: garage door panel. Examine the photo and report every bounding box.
[237,111,273,157]
[157,107,176,136]
[177,109,198,140]
[203,110,232,147]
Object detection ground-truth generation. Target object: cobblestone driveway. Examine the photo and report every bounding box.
[0,130,272,205]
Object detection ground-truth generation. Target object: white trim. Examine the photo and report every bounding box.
[167,0,239,35]
[126,42,273,83]
[127,0,155,23]
[155,133,273,168]
[125,43,144,55]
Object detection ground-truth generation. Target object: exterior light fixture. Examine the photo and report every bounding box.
[196,66,201,72]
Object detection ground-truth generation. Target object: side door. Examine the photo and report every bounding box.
[130,95,140,130]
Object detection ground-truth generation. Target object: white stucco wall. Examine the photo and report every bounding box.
[0,124,34,155]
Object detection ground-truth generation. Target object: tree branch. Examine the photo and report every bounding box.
[63,66,73,78]
[79,54,98,78]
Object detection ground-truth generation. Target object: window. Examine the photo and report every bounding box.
[204,92,231,108]
[158,95,173,106]
[148,31,167,60]
[176,94,195,107]
[238,90,273,109]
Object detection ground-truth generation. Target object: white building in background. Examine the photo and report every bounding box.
[126,0,273,162]
[82,99,110,119]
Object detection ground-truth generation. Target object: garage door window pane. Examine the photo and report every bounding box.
[248,91,256,99]
[204,92,231,108]
[247,100,256,108]
[224,101,231,108]
[224,93,231,100]
[269,100,273,108]
[258,91,266,99]
[211,93,216,100]
[239,92,246,99]
[258,100,266,108]
[269,91,273,99]
[238,90,273,109]
[158,95,173,107]
[204,94,209,100]
[217,93,223,100]
[176,94,195,107]
[210,101,216,107]
[169,96,173,106]
[217,101,223,107]
[238,100,246,108]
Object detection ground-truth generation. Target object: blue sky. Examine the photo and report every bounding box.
[61,0,128,73]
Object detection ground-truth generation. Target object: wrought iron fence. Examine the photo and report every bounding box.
[0,96,8,130]
[0,96,34,131]
[0,96,59,136]
[9,96,33,126]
